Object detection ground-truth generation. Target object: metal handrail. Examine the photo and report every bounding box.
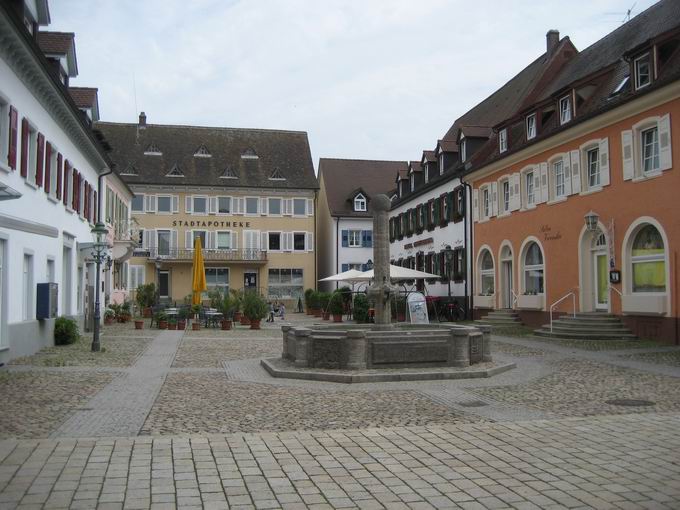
[609,285,623,297]
[511,290,519,308]
[550,290,576,333]
[134,247,267,262]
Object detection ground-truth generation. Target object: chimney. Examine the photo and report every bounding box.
[138,111,146,128]
[546,30,560,57]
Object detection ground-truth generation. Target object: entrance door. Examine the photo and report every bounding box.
[502,260,513,308]
[244,271,257,291]
[159,270,170,299]
[593,252,608,310]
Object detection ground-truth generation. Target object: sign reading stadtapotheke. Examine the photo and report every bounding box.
[407,292,429,324]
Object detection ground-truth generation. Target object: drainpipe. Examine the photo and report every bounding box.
[335,217,339,291]
[460,176,473,319]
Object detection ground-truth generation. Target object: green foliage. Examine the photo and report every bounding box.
[242,292,268,321]
[230,289,243,312]
[191,304,201,314]
[104,308,115,319]
[178,307,190,320]
[207,289,223,309]
[353,294,369,323]
[154,311,168,322]
[220,293,237,319]
[54,317,79,346]
[318,292,332,310]
[329,292,344,315]
[338,286,352,306]
[309,291,321,309]
[120,300,131,315]
[135,283,156,309]
[304,288,314,308]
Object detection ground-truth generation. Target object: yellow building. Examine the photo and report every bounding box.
[95,114,318,306]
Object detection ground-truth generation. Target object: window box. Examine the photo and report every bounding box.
[621,294,666,316]
[474,295,495,309]
[517,294,545,310]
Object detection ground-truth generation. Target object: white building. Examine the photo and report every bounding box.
[0,0,122,363]
[317,158,405,292]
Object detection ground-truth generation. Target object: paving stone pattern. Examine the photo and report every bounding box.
[1,413,679,509]
[173,337,281,368]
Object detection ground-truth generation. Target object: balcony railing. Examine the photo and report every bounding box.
[134,247,267,262]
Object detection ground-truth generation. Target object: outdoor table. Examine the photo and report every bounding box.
[165,308,178,317]
[204,311,223,328]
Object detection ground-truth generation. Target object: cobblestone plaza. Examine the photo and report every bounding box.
[1,314,680,509]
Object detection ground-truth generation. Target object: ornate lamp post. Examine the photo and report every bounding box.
[90,222,109,352]
[584,211,600,232]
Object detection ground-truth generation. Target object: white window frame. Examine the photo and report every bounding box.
[25,119,38,187]
[500,178,510,215]
[439,153,445,175]
[245,196,259,216]
[354,193,366,212]
[156,229,172,256]
[156,194,173,214]
[641,126,660,174]
[22,252,33,321]
[634,53,651,90]
[268,231,282,252]
[192,195,208,215]
[585,146,600,189]
[480,185,491,220]
[409,173,415,192]
[526,113,537,140]
[521,168,535,209]
[46,141,58,198]
[205,267,229,293]
[460,137,467,162]
[478,248,495,296]
[559,95,571,124]
[521,241,545,295]
[292,198,306,217]
[267,197,282,216]
[293,231,306,252]
[499,128,507,153]
[551,158,565,199]
[348,229,361,248]
[131,193,145,213]
[217,196,231,215]
[215,230,232,250]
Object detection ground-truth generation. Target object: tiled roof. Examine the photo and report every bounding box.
[437,140,459,153]
[319,158,407,217]
[421,150,436,163]
[94,122,318,190]
[68,87,97,109]
[37,31,74,55]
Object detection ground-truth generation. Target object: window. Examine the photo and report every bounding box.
[456,188,465,217]
[245,197,259,215]
[525,170,535,206]
[559,96,571,124]
[501,180,510,214]
[268,232,281,251]
[218,196,231,214]
[293,198,306,216]
[526,114,536,140]
[482,187,490,218]
[157,230,171,256]
[268,268,304,299]
[587,147,600,188]
[269,168,285,180]
[192,230,207,250]
[641,126,660,173]
[479,250,494,295]
[354,193,366,212]
[523,242,544,294]
[216,231,231,250]
[131,194,144,212]
[157,195,172,213]
[460,137,467,162]
[144,142,161,155]
[553,160,565,198]
[410,174,414,192]
[205,268,229,293]
[24,122,37,183]
[192,196,207,214]
[439,154,445,174]
[194,145,211,157]
[0,97,9,170]
[499,129,507,153]
[631,225,665,293]
[129,265,145,291]
[166,164,184,177]
[348,230,361,248]
[634,53,651,90]
[268,197,281,215]
[293,233,306,251]
[220,166,238,179]
[47,144,57,196]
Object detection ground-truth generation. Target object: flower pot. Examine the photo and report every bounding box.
[233,311,242,322]
[249,319,261,330]
[240,316,251,326]
[306,309,313,316]
[168,322,177,330]
[177,320,186,330]
[159,321,168,330]
[322,311,330,320]
[313,308,323,318]
[192,322,201,331]
[143,307,152,318]
[332,314,342,322]
[221,319,232,331]
[134,320,144,330]
[104,317,114,325]
[396,313,406,322]
[117,316,125,323]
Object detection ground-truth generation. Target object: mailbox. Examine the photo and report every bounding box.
[36,282,58,320]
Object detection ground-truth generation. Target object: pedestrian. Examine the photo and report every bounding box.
[279,302,286,320]
[267,302,274,322]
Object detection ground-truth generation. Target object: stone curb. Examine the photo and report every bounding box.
[260,358,516,384]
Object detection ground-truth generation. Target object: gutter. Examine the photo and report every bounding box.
[460,175,473,319]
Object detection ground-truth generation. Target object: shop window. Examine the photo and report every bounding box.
[522,241,544,295]
[479,249,494,295]
[631,224,665,293]
[268,268,304,299]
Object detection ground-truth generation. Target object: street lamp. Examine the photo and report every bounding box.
[365,259,373,271]
[584,211,600,232]
[90,222,109,352]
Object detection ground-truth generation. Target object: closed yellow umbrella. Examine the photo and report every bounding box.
[192,237,207,305]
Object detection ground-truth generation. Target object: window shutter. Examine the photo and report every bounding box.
[510,173,520,211]
[261,232,268,251]
[149,230,157,251]
[621,130,634,180]
[171,230,178,250]
[472,189,479,222]
[232,232,238,250]
[185,195,192,213]
[341,263,349,272]
[306,232,314,252]
[56,153,63,199]
[93,190,97,223]
[539,163,548,203]
[172,195,179,213]
[361,230,367,247]
[658,114,672,171]
[234,197,244,214]
[44,142,52,193]
[184,230,192,249]
[145,195,156,213]
[260,197,268,216]
[599,137,610,186]
[208,231,215,250]
[62,160,69,205]
[209,196,217,214]
[365,230,372,248]
[307,198,313,216]
[283,198,292,215]
[72,168,78,210]
[341,230,348,247]
[490,182,498,217]
[20,118,28,178]
[142,229,150,249]
[35,133,44,187]
[563,154,573,195]
[8,106,18,170]
[83,182,88,220]
[570,150,581,194]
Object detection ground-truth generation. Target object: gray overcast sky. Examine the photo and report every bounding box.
[49,0,656,169]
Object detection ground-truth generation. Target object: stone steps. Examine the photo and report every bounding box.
[475,309,523,329]
[534,313,636,340]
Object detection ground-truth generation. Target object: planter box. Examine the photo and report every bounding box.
[517,294,545,310]
[250,320,261,330]
[332,314,342,323]
[622,294,667,315]
[134,320,144,330]
[474,295,495,309]
[221,320,232,330]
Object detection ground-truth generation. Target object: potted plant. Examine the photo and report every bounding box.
[329,291,344,322]
[136,283,156,318]
[134,310,144,330]
[119,301,132,322]
[304,288,314,315]
[230,289,243,322]
[319,292,331,320]
[220,294,236,330]
[243,291,268,330]
[155,312,168,330]
[104,308,115,325]
[168,317,177,330]
[353,294,369,323]
[310,291,322,317]
[177,308,189,330]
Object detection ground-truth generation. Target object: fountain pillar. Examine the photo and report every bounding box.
[367,194,396,326]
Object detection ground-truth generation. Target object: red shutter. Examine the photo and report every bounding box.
[93,190,98,223]
[20,118,28,177]
[35,133,44,187]
[44,142,52,193]
[56,153,62,199]
[72,167,78,210]
[83,181,88,219]
[62,160,69,205]
[8,106,18,170]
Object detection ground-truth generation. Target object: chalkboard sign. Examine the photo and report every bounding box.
[407,292,429,324]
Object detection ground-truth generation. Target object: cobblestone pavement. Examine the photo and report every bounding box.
[2,413,680,509]
[173,337,280,368]
[618,349,680,367]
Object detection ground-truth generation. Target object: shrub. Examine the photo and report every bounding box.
[338,286,352,308]
[242,292,268,321]
[135,283,156,309]
[220,293,237,319]
[353,294,369,323]
[309,291,321,309]
[329,292,344,315]
[54,317,79,346]
[304,288,314,309]
[208,289,223,309]
[319,292,332,311]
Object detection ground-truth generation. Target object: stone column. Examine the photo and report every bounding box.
[344,330,367,370]
[478,324,492,362]
[281,325,292,359]
[294,327,311,368]
[368,194,395,325]
[449,328,470,367]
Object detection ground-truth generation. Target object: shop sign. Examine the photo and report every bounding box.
[172,220,252,228]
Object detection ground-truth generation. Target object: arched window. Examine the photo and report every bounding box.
[354,193,366,212]
[479,249,494,295]
[631,225,665,293]
[523,242,544,295]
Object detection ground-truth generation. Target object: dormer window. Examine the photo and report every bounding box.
[526,114,537,140]
[611,75,630,97]
[424,163,429,184]
[120,163,138,176]
[220,166,238,179]
[166,164,184,177]
[194,145,211,158]
[241,148,258,159]
[439,154,445,175]
[144,142,162,156]
[460,136,467,162]
[499,129,507,153]
[409,174,415,192]
[634,53,651,90]
[559,96,572,124]
[269,168,285,180]
[354,193,367,212]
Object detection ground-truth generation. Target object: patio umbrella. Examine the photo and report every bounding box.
[191,237,207,305]
[354,264,439,281]
[318,269,366,283]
